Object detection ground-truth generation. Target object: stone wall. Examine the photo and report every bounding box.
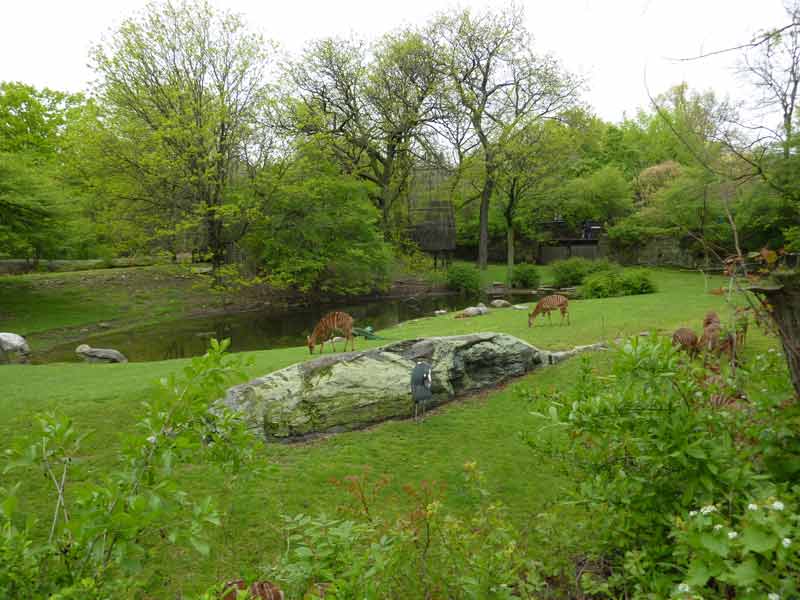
[605,235,712,268]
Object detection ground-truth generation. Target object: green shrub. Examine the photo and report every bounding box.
[0,340,259,598]
[262,466,545,599]
[550,257,615,287]
[525,336,796,598]
[581,268,656,298]
[446,264,481,294]
[510,263,540,289]
[581,269,621,298]
[620,268,657,295]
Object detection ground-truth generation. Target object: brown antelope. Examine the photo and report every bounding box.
[699,321,734,363]
[528,294,570,327]
[672,327,699,357]
[703,311,721,328]
[222,580,284,600]
[307,311,355,354]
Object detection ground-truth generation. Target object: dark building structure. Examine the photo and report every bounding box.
[407,200,456,269]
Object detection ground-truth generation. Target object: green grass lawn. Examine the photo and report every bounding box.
[0,268,776,596]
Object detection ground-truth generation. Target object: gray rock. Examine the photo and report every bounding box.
[490,299,512,308]
[0,332,31,363]
[75,344,128,364]
[512,304,529,311]
[222,333,601,440]
[434,309,447,316]
[458,304,490,318]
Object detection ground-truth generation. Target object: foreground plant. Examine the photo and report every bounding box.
[1,339,256,599]
[256,465,544,600]
[524,335,797,597]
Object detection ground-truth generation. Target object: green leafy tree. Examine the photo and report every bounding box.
[89,0,273,270]
[495,118,577,276]
[288,29,439,237]
[430,4,579,269]
[245,143,391,296]
[0,82,87,259]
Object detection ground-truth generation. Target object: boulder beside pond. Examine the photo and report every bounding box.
[0,332,31,363]
[75,344,128,363]
[222,332,604,441]
[490,299,512,308]
[456,303,490,318]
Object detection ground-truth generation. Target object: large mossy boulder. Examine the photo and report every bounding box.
[222,332,602,440]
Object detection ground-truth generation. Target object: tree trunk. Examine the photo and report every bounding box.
[206,208,225,273]
[478,169,495,271]
[753,270,800,398]
[506,226,515,286]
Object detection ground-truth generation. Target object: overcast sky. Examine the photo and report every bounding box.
[0,0,790,123]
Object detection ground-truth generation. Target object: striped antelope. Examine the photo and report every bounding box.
[672,327,699,357]
[307,311,355,354]
[699,321,734,363]
[528,294,570,327]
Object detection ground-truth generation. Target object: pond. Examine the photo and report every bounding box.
[34,292,537,364]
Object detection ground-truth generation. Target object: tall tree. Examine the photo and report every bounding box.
[289,29,439,237]
[430,5,579,269]
[90,0,272,270]
[495,119,576,276]
[0,82,85,258]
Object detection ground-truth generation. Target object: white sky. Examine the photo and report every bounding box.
[0,0,790,123]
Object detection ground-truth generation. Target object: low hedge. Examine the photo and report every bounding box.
[446,264,481,294]
[550,257,616,288]
[510,264,540,289]
[581,268,657,299]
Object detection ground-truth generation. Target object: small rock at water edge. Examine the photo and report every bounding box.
[0,332,31,363]
[490,299,512,308]
[75,344,128,364]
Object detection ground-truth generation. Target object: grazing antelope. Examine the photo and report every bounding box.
[703,311,721,328]
[672,327,699,357]
[528,294,570,327]
[699,321,734,363]
[307,311,355,354]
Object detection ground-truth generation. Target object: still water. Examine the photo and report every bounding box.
[35,293,534,364]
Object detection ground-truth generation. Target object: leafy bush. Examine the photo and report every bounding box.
[580,267,656,298]
[263,466,545,599]
[581,269,621,298]
[525,336,797,598]
[446,264,481,294]
[248,145,392,296]
[670,495,800,599]
[620,268,657,295]
[510,263,540,289]
[0,340,259,598]
[550,257,615,287]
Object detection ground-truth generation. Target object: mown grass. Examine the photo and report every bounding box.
[0,268,775,596]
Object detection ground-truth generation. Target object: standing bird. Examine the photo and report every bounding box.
[410,361,433,422]
[528,294,570,327]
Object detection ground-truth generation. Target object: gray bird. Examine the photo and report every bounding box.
[410,361,433,422]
